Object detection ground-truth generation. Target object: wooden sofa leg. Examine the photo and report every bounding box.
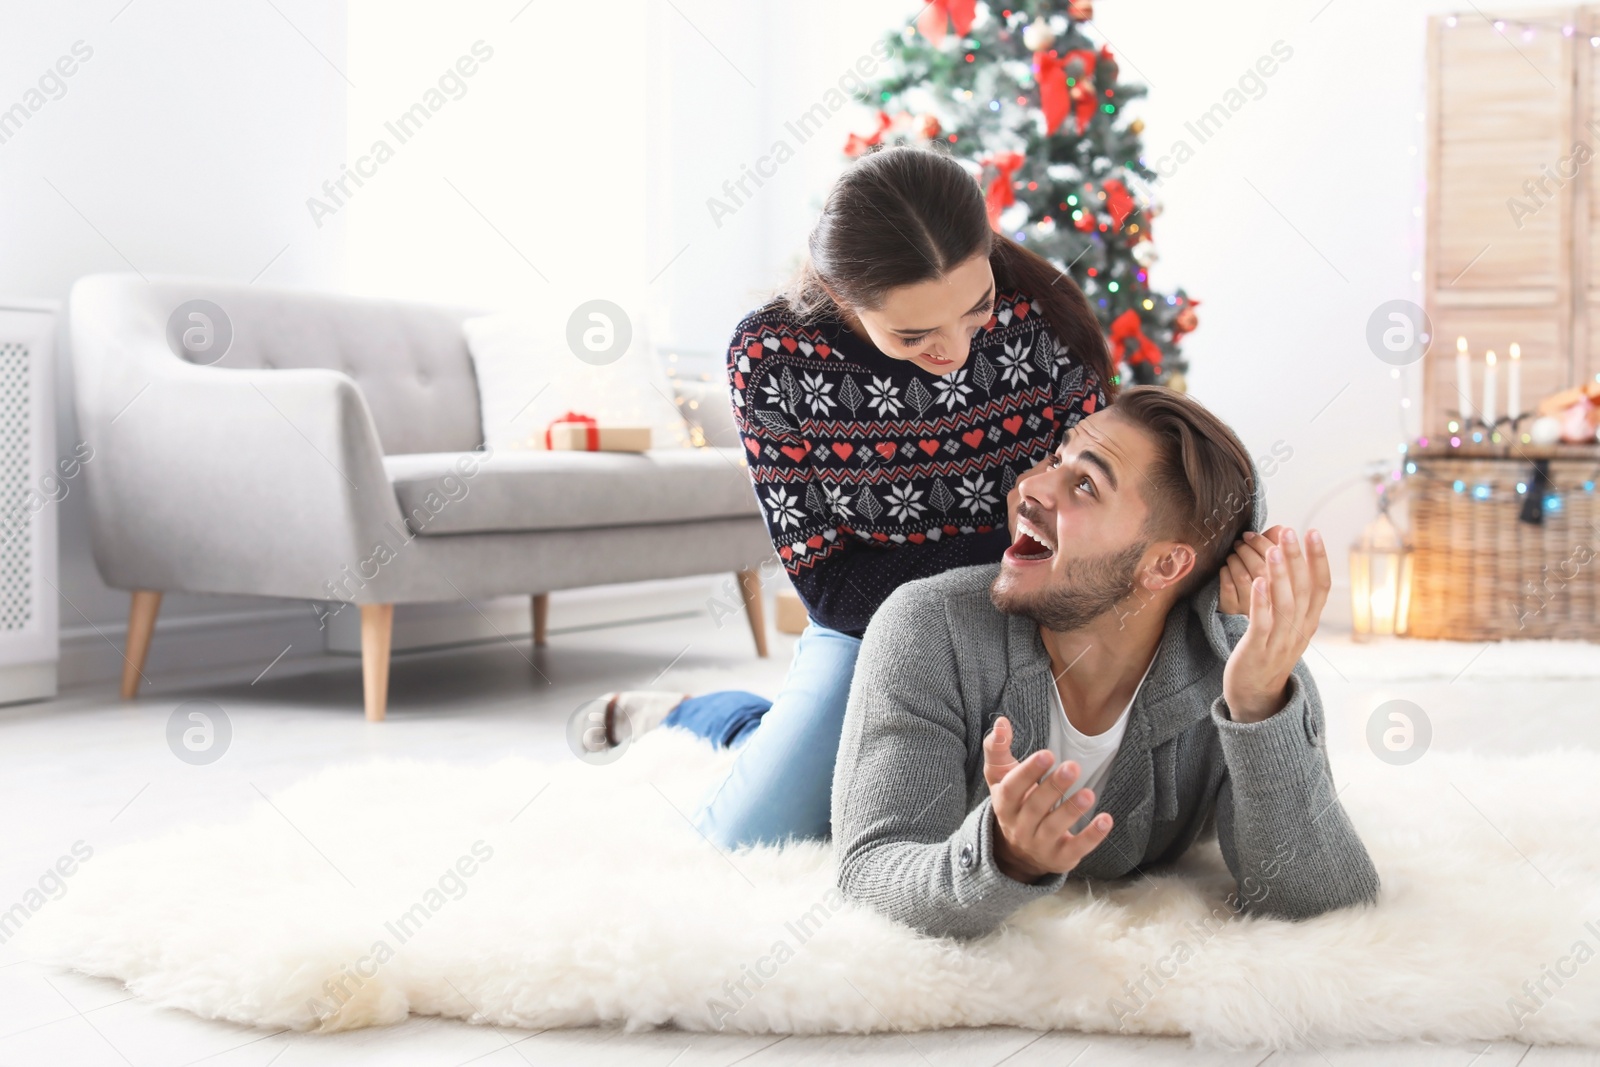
[531,593,549,647]
[735,569,769,658]
[120,590,162,700]
[361,604,394,722]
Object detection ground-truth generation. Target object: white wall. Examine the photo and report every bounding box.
[0,0,347,683]
[646,1,918,366]
[340,0,650,310]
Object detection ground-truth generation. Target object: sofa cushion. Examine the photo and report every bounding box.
[463,307,694,453]
[385,447,760,536]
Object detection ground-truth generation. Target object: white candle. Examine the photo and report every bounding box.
[1508,342,1521,421]
[1455,337,1472,422]
[1483,349,1498,427]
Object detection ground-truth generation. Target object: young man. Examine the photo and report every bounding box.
[830,387,1380,940]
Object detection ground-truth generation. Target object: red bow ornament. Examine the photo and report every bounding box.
[1102,178,1136,230]
[1110,310,1162,373]
[983,151,1026,232]
[844,110,895,158]
[916,0,977,43]
[1035,48,1100,136]
[1035,50,1069,136]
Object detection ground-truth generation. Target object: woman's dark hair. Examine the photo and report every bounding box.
[777,142,1114,395]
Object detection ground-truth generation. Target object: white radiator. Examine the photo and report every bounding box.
[0,300,59,703]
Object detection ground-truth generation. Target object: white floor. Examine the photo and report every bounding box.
[2,597,1598,1066]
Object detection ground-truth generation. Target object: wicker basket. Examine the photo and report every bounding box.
[1405,445,1600,641]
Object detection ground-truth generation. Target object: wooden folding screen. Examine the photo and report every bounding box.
[1424,9,1600,430]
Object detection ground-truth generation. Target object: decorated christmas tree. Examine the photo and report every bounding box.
[844,0,1197,388]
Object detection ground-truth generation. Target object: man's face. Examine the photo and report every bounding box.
[989,409,1168,632]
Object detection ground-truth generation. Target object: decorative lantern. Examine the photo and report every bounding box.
[1350,487,1412,641]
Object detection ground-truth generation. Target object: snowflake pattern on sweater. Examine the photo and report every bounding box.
[726,288,1107,637]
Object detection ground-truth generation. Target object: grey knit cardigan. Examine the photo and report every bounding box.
[830,555,1381,941]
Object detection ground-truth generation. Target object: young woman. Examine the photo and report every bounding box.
[599,142,1113,849]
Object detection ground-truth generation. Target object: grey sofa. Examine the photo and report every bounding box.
[68,274,773,719]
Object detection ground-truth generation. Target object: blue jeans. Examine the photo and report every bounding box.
[662,622,862,850]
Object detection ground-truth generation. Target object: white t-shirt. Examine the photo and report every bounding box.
[1043,654,1156,832]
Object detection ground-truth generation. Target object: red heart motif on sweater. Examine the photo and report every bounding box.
[816,343,831,357]
[918,439,940,456]
[833,443,854,461]
[943,524,959,535]
[779,546,793,560]
[781,337,797,352]
[875,442,897,461]
[1002,415,1023,435]
[781,443,810,462]
[746,343,763,360]
[908,532,926,544]
[961,429,985,448]
[745,439,760,457]
[1041,406,1054,421]
[807,535,824,549]
[871,532,889,542]
[1083,394,1097,414]
[978,525,993,533]
[1014,301,1030,320]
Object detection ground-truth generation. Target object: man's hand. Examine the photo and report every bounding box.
[1221,527,1331,723]
[981,716,1113,884]
[1218,525,1286,614]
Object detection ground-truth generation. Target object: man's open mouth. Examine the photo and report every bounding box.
[1008,517,1056,561]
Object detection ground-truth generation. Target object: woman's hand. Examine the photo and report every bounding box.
[1218,526,1286,614]
[1220,527,1332,723]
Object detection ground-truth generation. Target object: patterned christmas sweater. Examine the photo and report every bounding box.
[727,287,1108,638]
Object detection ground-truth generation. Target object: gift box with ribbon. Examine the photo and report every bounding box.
[543,411,652,453]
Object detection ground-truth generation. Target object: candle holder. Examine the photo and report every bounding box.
[1455,412,1494,444]
[1436,413,1526,449]
[1491,413,1525,444]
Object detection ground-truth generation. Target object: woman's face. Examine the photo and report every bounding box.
[842,253,996,377]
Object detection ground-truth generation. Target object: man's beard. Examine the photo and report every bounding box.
[989,539,1147,632]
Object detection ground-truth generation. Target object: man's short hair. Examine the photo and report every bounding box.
[1108,386,1256,598]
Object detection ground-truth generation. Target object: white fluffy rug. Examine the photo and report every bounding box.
[21,729,1600,1048]
[1311,636,1600,681]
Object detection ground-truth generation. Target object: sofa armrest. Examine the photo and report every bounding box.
[77,355,406,601]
